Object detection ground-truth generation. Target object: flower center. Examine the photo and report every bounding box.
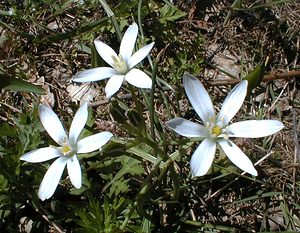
[60,143,75,157]
[206,115,229,139]
[112,55,128,74]
[212,125,222,136]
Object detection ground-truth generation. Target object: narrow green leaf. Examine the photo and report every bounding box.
[0,74,45,94]
[233,191,282,204]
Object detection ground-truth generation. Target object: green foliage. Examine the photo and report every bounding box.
[0,102,45,230]
[75,194,126,233]
[159,4,187,25]
[101,156,144,197]
[0,0,295,232]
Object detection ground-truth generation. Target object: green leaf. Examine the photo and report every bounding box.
[233,191,282,204]
[74,42,91,54]
[110,179,130,196]
[159,4,187,25]
[102,156,144,197]
[0,74,46,94]
[243,63,265,93]
[0,122,17,137]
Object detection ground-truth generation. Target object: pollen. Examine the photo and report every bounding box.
[61,145,72,156]
[212,125,222,136]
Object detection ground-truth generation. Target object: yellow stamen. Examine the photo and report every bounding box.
[212,126,222,136]
[61,145,72,156]
[111,55,128,74]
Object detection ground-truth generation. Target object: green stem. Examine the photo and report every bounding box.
[223,0,243,26]
[184,220,237,231]
[169,165,180,201]
[136,159,172,220]
[149,61,158,140]
[128,85,147,136]
[137,0,154,70]
[98,0,122,41]
[120,202,137,230]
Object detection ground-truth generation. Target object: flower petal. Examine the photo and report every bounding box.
[166,117,209,138]
[39,104,67,145]
[119,22,138,62]
[217,80,247,126]
[20,147,61,163]
[227,120,284,138]
[94,40,118,67]
[190,138,216,177]
[105,75,124,98]
[183,74,215,124]
[77,132,113,154]
[69,102,88,145]
[73,67,118,82]
[38,156,68,201]
[67,155,82,189]
[127,42,154,69]
[219,139,257,176]
[125,68,152,89]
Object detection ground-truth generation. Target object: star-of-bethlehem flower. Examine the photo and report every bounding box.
[166,74,284,177]
[20,102,113,201]
[73,22,154,98]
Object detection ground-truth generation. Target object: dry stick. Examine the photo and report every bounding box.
[208,70,300,86]
[206,151,275,201]
[41,214,65,233]
[89,93,132,107]
[0,101,22,113]
[267,81,289,115]
[292,109,300,196]
[89,70,300,107]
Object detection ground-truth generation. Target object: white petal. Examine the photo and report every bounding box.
[217,80,248,126]
[125,68,152,89]
[94,40,118,67]
[20,147,61,163]
[105,75,124,98]
[39,104,67,145]
[227,120,284,138]
[73,67,118,82]
[69,102,88,145]
[38,157,68,201]
[67,155,82,189]
[183,74,215,124]
[77,132,113,154]
[166,117,209,138]
[219,139,257,176]
[127,42,154,69]
[119,22,138,62]
[190,138,216,177]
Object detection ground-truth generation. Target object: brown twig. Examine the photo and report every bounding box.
[89,70,300,107]
[208,70,300,86]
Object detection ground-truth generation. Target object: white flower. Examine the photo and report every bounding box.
[73,22,154,98]
[20,102,113,201]
[166,74,284,177]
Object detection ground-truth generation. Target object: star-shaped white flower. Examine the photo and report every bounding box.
[73,22,154,98]
[20,102,113,201]
[166,74,284,177]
